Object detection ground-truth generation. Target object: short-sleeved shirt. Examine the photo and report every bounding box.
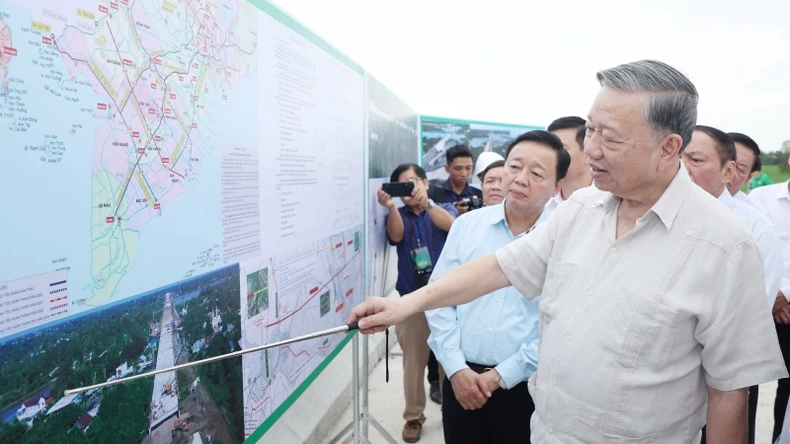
[495,163,787,443]
[387,203,457,296]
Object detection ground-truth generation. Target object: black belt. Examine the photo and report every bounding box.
[465,361,498,374]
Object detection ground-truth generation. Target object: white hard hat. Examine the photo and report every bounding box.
[472,152,505,184]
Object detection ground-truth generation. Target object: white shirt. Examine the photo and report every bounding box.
[717,189,784,305]
[543,192,565,214]
[734,189,750,203]
[495,163,786,443]
[545,184,598,214]
[748,180,790,301]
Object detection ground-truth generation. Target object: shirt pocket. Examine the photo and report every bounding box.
[570,416,655,444]
[595,287,681,370]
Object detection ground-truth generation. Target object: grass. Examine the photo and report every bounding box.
[762,164,790,184]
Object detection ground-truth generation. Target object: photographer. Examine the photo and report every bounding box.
[430,145,484,215]
[378,163,457,443]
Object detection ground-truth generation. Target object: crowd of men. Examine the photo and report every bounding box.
[368,59,790,444]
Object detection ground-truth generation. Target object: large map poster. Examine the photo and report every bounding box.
[366,74,418,299]
[420,115,540,185]
[240,3,365,441]
[0,0,365,443]
[0,0,258,441]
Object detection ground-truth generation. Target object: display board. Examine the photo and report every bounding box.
[0,0,365,443]
[366,74,419,300]
[0,0,534,442]
[241,2,365,440]
[420,115,541,184]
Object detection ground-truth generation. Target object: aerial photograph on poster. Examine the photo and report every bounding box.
[0,264,244,444]
[420,116,540,183]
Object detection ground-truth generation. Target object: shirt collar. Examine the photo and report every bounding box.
[444,178,470,195]
[717,187,734,206]
[551,192,564,206]
[595,162,691,230]
[483,202,508,225]
[779,180,790,201]
[486,199,549,236]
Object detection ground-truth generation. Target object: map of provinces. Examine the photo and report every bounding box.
[19,0,258,305]
[0,16,10,92]
[239,225,364,437]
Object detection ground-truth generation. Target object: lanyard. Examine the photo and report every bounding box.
[409,211,432,250]
[411,212,429,248]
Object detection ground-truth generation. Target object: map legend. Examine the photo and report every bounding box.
[0,270,69,339]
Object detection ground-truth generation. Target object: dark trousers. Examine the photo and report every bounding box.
[428,350,439,384]
[773,322,790,441]
[441,363,534,444]
[699,385,759,444]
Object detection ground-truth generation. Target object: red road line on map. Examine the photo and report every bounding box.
[52,37,128,119]
[265,251,361,328]
[282,343,331,359]
[52,40,88,64]
[106,22,186,181]
[53,34,151,209]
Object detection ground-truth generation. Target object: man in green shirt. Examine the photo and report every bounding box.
[750,158,774,190]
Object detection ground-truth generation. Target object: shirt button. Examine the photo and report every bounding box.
[547,427,553,434]
[686,230,692,236]
[609,247,616,253]
[496,298,501,302]
[488,327,493,333]
[551,378,557,386]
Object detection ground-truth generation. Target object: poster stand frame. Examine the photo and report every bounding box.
[326,334,397,444]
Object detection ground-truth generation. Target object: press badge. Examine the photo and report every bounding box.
[412,246,432,270]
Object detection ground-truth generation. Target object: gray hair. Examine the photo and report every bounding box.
[596,60,698,152]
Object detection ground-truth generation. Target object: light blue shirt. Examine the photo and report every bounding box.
[426,201,552,389]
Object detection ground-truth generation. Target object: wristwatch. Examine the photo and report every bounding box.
[424,198,435,210]
[486,367,507,390]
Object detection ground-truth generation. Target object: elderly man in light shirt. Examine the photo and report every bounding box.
[680,124,783,444]
[347,59,787,444]
[749,167,790,442]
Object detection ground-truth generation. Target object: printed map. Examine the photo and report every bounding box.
[0,0,259,328]
[239,225,363,437]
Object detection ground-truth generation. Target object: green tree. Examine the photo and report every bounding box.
[0,421,28,443]
[779,149,790,174]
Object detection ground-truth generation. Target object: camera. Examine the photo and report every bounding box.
[460,195,482,211]
[416,266,433,288]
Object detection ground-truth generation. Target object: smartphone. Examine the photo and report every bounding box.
[382,181,415,197]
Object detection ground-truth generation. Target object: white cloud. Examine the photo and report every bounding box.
[271,0,790,151]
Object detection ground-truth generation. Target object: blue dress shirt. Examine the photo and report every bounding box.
[426,201,552,389]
